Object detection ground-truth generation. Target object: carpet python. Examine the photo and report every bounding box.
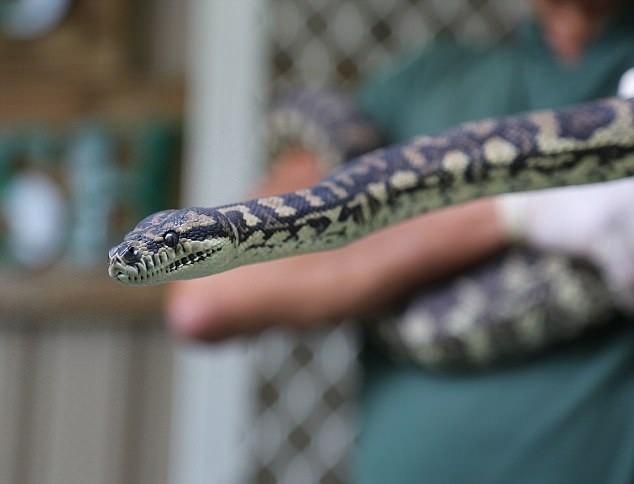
[368,248,619,368]
[109,97,634,288]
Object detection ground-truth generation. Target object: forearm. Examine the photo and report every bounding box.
[319,198,507,320]
[166,85,634,347]
[374,199,506,298]
[166,151,509,340]
[250,196,506,330]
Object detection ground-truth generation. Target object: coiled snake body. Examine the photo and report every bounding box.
[109,97,634,286]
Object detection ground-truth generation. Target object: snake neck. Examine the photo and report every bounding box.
[217,178,449,268]
[217,199,358,266]
[217,97,634,268]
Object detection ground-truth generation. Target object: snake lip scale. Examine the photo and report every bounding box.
[108,97,634,286]
[108,241,223,284]
[109,250,212,283]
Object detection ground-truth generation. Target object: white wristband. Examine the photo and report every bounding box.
[495,193,531,241]
[618,67,634,99]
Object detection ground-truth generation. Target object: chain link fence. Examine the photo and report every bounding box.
[251,2,529,483]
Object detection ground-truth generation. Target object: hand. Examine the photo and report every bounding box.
[496,178,634,310]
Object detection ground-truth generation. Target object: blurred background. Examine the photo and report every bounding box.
[0,1,527,483]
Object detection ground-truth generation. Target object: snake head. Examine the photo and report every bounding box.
[108,208,239,285]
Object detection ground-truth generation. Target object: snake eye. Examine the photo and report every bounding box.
[122,246,141,264]
[163,230,179,248]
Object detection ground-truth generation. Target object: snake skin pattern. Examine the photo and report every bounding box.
[109,97,634,286]
[369,248,620,369]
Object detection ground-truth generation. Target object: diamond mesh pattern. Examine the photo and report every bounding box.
[251,326,358,484]
[251,2,529,483]
[271,0,528,88]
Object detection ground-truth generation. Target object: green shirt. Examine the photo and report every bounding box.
[354,11,634,484]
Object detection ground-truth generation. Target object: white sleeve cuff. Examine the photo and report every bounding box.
[618,67,634,99]
[495,193,530,241]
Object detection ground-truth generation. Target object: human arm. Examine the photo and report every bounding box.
[166,86,507,341]
[166,148,507,341]
[166,88,633,351]
[167,149,633,354]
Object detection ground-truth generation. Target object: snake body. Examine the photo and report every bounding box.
[109,97,634,286]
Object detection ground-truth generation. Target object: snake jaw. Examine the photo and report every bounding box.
[108,237,236,285]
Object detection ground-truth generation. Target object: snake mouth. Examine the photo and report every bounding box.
[108,249,215,285]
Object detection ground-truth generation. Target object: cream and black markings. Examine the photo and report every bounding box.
[109,97,634,285]
[108,208,240,284]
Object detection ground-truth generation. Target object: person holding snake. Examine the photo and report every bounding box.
[110,0,634,482]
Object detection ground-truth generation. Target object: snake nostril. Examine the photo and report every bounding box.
[122,246,141,264]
